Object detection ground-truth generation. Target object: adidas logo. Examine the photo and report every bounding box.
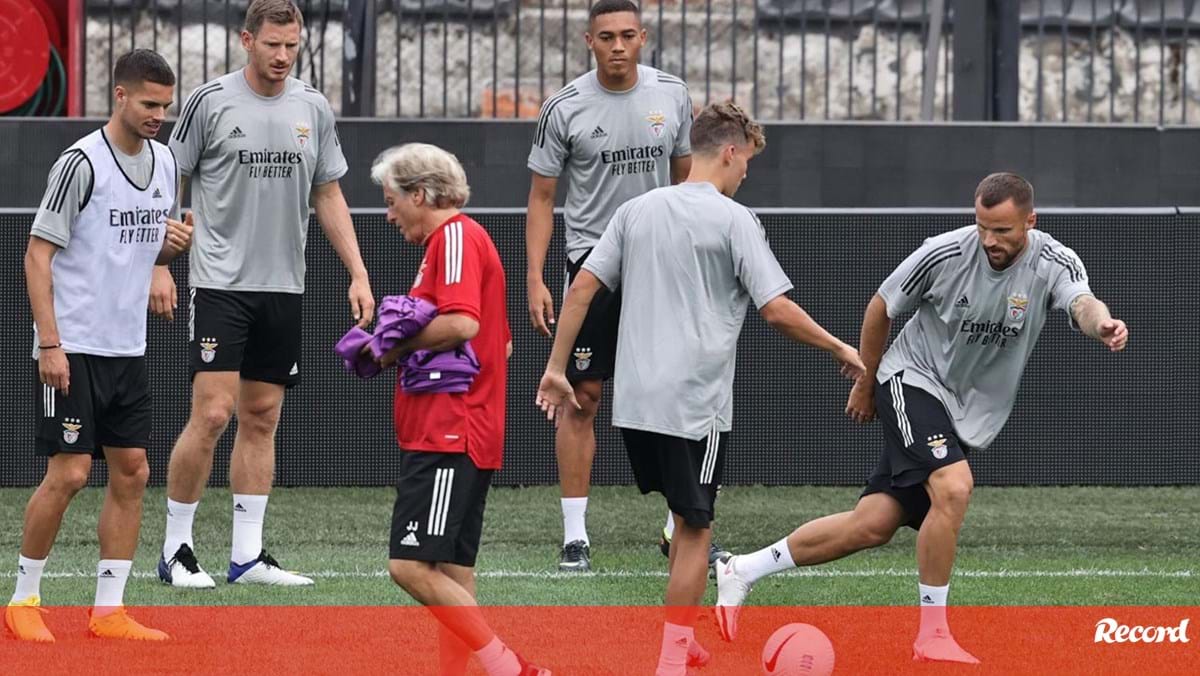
[289,363,299,376]
[590,125,607,139]
[100,569,115,578]
[674,637,689,647]
[152,187,163,199]
[234,503,247,513]
[955,295,970,308]
[228,126,246,139]
[770,547,781,562]
[921,594,934,604]
[400,532,420,547]
[18,565,25,574]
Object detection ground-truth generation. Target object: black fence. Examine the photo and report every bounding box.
[68,0,1200,123]
[1,208,1195,488]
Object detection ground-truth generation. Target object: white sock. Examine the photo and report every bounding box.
[163,498,198,561]
[561,497,588,546]
[656,622,694,675]
[918,582,950,638]
[475,635,521,676]
[231,494,269,565]
[663,510,675,539]
[735,537,796,584]
[12,555,47,602]
[94,559,131,614]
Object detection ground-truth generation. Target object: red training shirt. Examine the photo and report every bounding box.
[393,214,510,470]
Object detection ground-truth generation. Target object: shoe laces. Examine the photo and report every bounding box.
[258,550,282,569]
[562,541,587,561]
[170,544,203,574]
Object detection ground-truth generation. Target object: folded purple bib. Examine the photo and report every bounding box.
[334,294,480,393]
[333,326,382,379]
[400,343,482,394]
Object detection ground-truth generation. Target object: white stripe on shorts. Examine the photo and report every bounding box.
[427,468,455,536]
[700,425,719,485]
[890,377,914,447]
[43,383,55,418]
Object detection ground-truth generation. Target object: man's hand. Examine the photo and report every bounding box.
[536,370,579,424]
[527,277,556,337]
[149,266,177,320]
[161,211,194,260]
[845,377,876,424]
[834,344,866,381]
[349,276,375,329]
[362,342,407,369]
[1097,318,1129,352]
[39,347,70,395]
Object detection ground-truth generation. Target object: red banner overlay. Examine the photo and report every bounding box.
[3,606,1196,674]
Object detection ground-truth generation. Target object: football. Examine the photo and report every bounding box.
[761,623,835,676]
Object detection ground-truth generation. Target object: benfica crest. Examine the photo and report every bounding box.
[1007,292,1029,322]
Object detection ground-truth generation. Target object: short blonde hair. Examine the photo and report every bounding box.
[244,0,303,35]
[691,101,766,156]
[370,143,471,209]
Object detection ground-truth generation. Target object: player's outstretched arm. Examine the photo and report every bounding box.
[313,180,375,328]
[25,236,70,395]
[1070,295,1129,352]
[846,294,892,423]
[759,295,865,378]
[526,172,558,336]
[536,270,602,422]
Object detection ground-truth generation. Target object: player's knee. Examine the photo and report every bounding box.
[932,478,973,515]
[192,398,235,438]
[388,559,429,590]
[238,401,282,439]
[857,523,896,549]
[567,382,602,419]
[44,464,90,496]
[109,457,150,495]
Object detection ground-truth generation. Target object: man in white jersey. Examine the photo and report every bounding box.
[158,0,375,588]
[714,173,1130,664]
[526,0,700,572]
[7,50,192,642]
[536,102,864,676]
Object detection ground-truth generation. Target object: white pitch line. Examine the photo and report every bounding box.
[0,568,1191,580]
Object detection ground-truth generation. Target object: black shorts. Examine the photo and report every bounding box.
[861,374,969,530]
[389,451,494,567]
[190,287,303,387]
[565,249,621,383]
[33,355,152,457]
[622,427,726,529]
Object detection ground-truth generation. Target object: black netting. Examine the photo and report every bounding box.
[1,211,1195,487]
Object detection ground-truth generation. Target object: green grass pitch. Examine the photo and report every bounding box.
[0,485,1196,606]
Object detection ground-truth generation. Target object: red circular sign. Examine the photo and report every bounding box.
[0,0,51,113]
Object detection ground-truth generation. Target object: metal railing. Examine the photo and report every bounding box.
[1020,0,1200,125]
[369,0,955,120]
[81,0,1200,124]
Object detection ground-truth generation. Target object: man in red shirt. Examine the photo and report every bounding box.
[369,144,545,676]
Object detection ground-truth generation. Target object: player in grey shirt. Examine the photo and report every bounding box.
[526,0,695,571]
[157,0,375,589]
[715,173,1129,664]
[537,102,863,675]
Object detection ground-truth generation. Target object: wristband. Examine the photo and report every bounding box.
[38,343,61,350]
